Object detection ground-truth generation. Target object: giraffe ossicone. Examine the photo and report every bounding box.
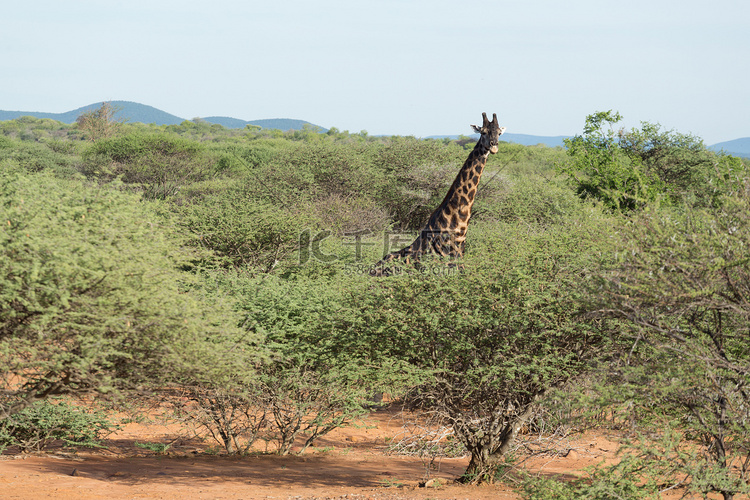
[370,112,506,277]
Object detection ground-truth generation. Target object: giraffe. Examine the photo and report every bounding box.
[370,112,506,276]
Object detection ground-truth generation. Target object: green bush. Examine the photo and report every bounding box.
[0,135,14,149]
[474,175,585,225]
[81,133,216,198]
[306,193,390,235]
[175,187,314,272]
[618,121,744,207]
[520,455,660,500]
[583,188,750,499]
[348,213,616,483]
[232,139,291,170]
[561,111,745,212]
[261,141,377,198]
[0,168,253,416]
[0,399,116,453]
[0,140,78,177]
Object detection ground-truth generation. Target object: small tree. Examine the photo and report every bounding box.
[0,168,253,418]
[75,101,123,141]
[590,187,750,499]
[258,363,371,455]
[617,121,742,208]
[176,385,267,455]
[354,217,614,483]
[561,111,743,212]
[561,111,663,211]
[81,133,216,199]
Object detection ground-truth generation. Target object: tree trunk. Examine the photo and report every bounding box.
[462,448,502,484]
[459,400,538,484]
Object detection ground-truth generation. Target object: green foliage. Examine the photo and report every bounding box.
[211,268,412,384]
[175,186,313,272]
[562,111,662,211]
[232,141,391,234]
[262,141,377,198]
[618,122,744,207]
[474,175,585,225]
[0,139,79,177]
[561,111,743,212]
[351,213,616,482]
[231,138,290,169]
[81,132,216,198]
[0,399,116,453]
[502,142,567,178]
[583,186,750,498]
[520,454,661,499]
[0,168,252,416]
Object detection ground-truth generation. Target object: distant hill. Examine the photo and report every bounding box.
[199,116,250,129]
[428,133,569,148]
[1,102,747,151]
[0,101,184,126]
[202,116,326,132]
[709,138,750,158]
[0,101,325,132]
[434,133,750,155]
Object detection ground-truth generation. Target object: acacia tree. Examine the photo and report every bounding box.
[560,111,655,212]
[561,111,743,212]
[81,132,217,199]
[75,101,123,141]
[193,270,393,456]
[0,167,257,418]
[351,217,614,483]
[175,187,314,272]
[592,188,750,500]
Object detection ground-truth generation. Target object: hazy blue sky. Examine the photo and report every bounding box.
[3,0,748,143]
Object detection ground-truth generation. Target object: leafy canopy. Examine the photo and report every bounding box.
[0,168,255,417]
[561,110,744,212]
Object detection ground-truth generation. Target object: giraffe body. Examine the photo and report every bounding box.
[371,112,506,276]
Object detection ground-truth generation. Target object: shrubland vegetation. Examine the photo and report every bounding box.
[1,105,749,498]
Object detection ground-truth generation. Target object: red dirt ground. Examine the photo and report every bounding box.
[0,406,619,500]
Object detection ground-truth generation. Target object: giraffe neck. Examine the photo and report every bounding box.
[429,141,491,229]
[370,140,492,275]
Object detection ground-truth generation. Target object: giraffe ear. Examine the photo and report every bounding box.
[471,124,482,134]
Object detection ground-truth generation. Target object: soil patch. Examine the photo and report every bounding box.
[0,407,616,499]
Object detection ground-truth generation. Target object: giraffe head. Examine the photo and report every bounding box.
[471,112,506,154]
